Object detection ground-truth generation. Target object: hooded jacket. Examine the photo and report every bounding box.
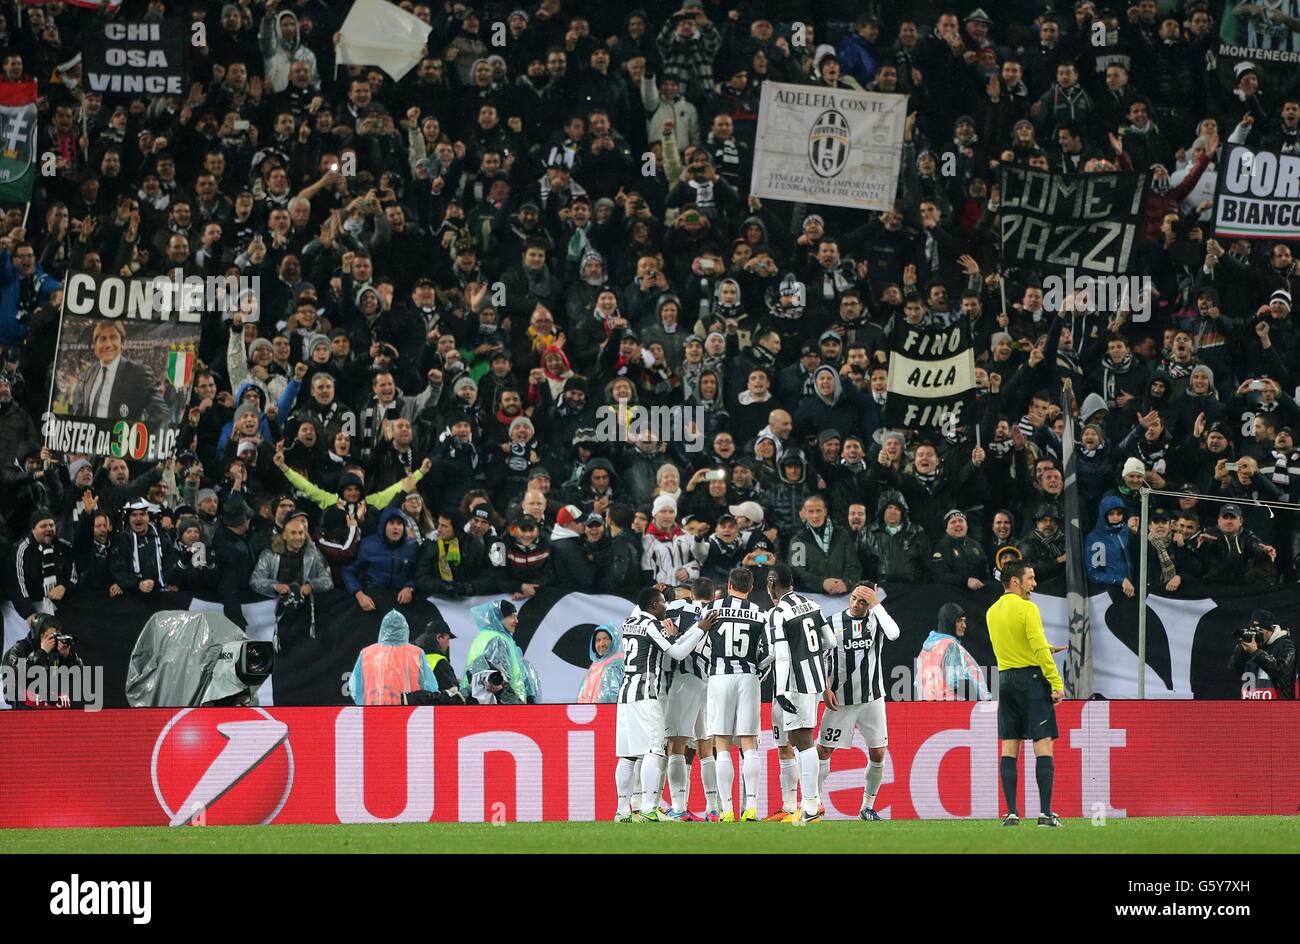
[793,365,860,446]
[343,507,418,594]
[768,447,815,541]
[349,610,439,705]
[1085,495,1132,588]
[463,600,538,703]
[259,10,319,94]
[915,603,990,701]
[577,623,624,703]
[859,489,930,583]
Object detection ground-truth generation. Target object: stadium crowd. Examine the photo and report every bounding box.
[0,0,1298,655]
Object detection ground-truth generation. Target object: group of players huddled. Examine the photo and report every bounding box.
[614,563,897,824]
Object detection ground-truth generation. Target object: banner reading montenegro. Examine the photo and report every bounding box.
[45,272,201,461]
[750,81,907,210]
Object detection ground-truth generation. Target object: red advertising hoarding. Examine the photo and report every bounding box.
[6,702,1297,828]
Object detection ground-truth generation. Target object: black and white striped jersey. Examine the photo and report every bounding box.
[701,595,767,676]
[825,604,901,704]
[767,591,836,695]
[617,609,672,703]
[664,597,710,686]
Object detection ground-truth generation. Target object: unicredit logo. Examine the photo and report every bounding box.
[151,707,294,827]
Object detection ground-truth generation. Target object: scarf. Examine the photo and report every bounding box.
[130,527,165,583]
[437,537,461,582]
[912,468,939,491]
[645,522,684,542]
[1161,357,1194,380]
[1102,353,1136,404]
[807,520,834,556]
[1150,535,1176,585]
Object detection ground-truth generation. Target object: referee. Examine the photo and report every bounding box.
[985,559,1065,827]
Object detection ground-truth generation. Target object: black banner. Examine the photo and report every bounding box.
[884,317,974,431]
[84,20,187,97]
[1213,143,1300,240]
[999,164,1148,275]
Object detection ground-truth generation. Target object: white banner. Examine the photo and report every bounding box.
[750,81,907,210]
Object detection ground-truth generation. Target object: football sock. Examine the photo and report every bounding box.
[779,757,799,812]
[863,760,884,811]
[818,758,830,803]
[715,749,735,815]
[1000,756,1018,817]
[615,758,635,816]
[667,754,689,814]
[631,757,643,812]
[701,756,719,811]
[657,762,669,809]
[1036,756,1055,814]
[741,749,761,811]
[641,754,664,813]
[797,747,821,815]
[681,761,693,810]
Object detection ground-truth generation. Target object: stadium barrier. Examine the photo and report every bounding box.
[3,701,1296,827]
[5,582,1297,706]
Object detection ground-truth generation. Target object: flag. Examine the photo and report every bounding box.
[23,0,123,10]
[1060,384,1094,698]
[166,345,195,389]
[336,0,432,81]
[0,81,38,204]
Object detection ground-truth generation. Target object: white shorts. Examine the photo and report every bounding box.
[772,691,820,747]
[707,674,760,738]
[616,699,667,758]
[665,674,708,741]
[817,699,888,750]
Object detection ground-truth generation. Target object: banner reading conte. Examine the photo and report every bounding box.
[45,272,201,461]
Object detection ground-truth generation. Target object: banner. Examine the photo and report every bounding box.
[22,0,123,10]
[750,81,906,210]
[1213,143,1300,239]
[83,20,187,97]
[999,164,1148,275]
[0,81,38,205]
[884,318,974,431]
[1060,387,1094,698]
[337,0,433,82]
[8,581,1298,708]
[45,272,201,461]
[0,701,1295,826]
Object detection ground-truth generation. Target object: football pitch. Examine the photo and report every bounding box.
[2,816,1295,854]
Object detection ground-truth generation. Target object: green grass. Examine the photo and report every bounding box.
[1,816,1294,854]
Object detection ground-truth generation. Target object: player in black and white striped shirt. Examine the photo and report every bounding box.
[701,567,767,822]
[766,565,837,825]
[660,579,718,820]
[817,581,900,820]
[614,587,712,822]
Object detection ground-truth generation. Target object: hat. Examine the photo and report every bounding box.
[233,403,260,426]
[1219,503,1243,518]
[426,618,456,640]
[236,440,257,457]
[728,500,764,523]
[1149,506,1174,522]
[514,513,540,530]
[509,415,535,437]
[818,428,843,446]
[882,430,906,450]
[196,488,219,507]
[991,330,1013,348]
[519,199,541,212]
[854,13,881,27]
[1013,118,1034,134]
[29,508,55,527]
[497,600,517,618]
[1034,504,1062,522]
[68,458,92,481]
[966,7,992,22]
[1234,61,1257,80]
[528,467,551,481]
[944,509,967,523]
[584,512,605,527]
[222,496,251,525]
[556,504,585,529]
[1190,364,1215,384]
[1122,457,1146,477]
[470,506,491,522]
[651,495,677,516]
[1270,289,1291,311]
[563,376,588,395]
[818,329,843,344]
[248,337,273,357]
[452,375,478,395]
[307,333,331,357]
[177,515,201,537]
[955,114,977,128]
[1250,608,1275,627]
[1178,482,1199,495]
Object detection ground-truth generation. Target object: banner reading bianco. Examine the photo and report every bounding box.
[1213,143,1300,239]
[750,81,907,210]
[45,272,202,461]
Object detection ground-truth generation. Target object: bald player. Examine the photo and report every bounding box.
[985,559,1065,827]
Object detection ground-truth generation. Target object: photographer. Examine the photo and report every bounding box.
[2,614,82,709]
[1230,609,1296,699]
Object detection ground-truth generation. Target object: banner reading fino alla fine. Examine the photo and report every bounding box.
[45,272,200,461]
[750,81,907,210]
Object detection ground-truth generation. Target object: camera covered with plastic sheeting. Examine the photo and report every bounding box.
[126,610,273,707]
